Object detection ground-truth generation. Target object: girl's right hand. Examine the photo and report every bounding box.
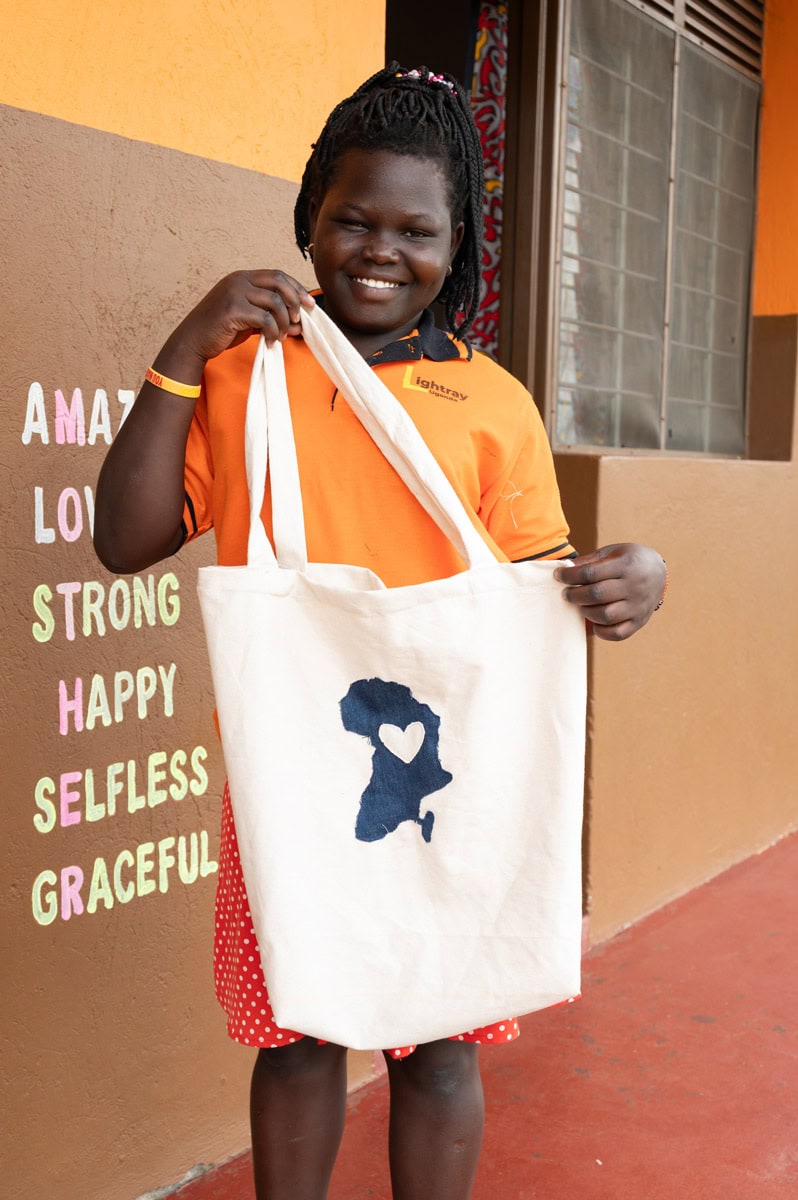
[166,270,316,369]
[94,271,315,574]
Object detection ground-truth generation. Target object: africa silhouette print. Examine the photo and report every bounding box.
[339,678,453,843]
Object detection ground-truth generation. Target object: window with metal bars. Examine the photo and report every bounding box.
[636,2,764,74]
[552,0,762,452]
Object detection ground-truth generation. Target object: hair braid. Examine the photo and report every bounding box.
[294,64,485,340]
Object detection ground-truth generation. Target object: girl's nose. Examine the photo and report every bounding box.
[363,235,399,263]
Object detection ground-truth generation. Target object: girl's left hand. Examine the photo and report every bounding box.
[553,543,667,641]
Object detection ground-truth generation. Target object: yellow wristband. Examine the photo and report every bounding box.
[145,366,201,399]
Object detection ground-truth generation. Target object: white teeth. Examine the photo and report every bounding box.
[353,277,400,289]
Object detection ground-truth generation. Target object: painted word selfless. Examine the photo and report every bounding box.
[33,744,209,831]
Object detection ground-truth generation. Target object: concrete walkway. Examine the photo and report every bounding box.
[178,832,798,1199]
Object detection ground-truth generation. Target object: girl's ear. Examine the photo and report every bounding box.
[307,195,320,241]
[449,220,465,265]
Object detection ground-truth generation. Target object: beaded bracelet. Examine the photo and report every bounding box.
[654,560,668,611]
[145,366,201,399]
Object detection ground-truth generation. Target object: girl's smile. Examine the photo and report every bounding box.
[308,148,464,357]
[351,277,402,290]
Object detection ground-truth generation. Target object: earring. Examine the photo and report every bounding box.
[307,242,315,261]
[445,264,452,277]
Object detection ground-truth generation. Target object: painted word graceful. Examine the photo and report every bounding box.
[31,828,218,925]
[59,662,177,735]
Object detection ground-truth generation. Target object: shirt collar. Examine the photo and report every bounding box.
[366,309,472,365]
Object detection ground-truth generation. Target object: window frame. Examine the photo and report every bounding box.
[501,0,763,458]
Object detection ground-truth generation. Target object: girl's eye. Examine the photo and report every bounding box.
[338,219,368,231]
[405,229,432,239]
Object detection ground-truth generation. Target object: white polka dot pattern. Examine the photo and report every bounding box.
[214,783,521,1057]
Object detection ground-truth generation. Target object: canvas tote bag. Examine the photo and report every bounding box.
[197,305,587,1050]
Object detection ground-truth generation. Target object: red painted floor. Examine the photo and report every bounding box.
[178,833,798,1199]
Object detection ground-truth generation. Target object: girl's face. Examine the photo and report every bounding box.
[308,148,464,357]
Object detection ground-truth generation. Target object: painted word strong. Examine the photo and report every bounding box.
[59,662,177,735]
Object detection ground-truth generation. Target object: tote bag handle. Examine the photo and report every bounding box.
[245,334,308,570]
[245,304,498,571]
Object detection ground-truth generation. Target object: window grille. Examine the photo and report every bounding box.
[685,2,765,75]
[630,0,765,75]
[552,0,761,453]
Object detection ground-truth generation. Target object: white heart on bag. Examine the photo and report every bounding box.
[378,721,425,763]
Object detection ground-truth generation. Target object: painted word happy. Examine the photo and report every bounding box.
[59,662,177,735]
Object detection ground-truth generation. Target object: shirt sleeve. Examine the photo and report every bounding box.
[479,391,574,562]
[180,383,214,544]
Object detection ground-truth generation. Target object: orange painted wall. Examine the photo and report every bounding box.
[0,0,384,181]
[753,0,798,314]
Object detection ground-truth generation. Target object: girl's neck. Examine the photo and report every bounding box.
[333,312,427,357]
[347,326,418,359]
[317,297,424,359]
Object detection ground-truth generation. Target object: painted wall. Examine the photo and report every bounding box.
[0,0,383,182]
[753,0,798,315]
[558,360,798,941]
[558,0,798,943]
[6,0,797,1195]
[2,5,384,1200]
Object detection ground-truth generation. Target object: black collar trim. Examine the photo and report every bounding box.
[366,309,471,366]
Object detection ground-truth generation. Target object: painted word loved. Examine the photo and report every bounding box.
[31,829,218,925]
[21,384,135,446]
[33,485,96,545]
[59,662,177,735]
[33,745,209,832]
[33,573,180,642]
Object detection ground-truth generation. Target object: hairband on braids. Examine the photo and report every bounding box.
[393,68,456,92]
[294,63,485,340]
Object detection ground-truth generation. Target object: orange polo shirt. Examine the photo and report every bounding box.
[181,310,573,584]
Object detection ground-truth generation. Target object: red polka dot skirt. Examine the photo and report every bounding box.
[213,782,521,1058]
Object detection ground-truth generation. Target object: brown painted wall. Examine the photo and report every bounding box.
[0,106,315,1200]
[556,314,798,943]
[3,8,386,1196]
[554,407,798,940]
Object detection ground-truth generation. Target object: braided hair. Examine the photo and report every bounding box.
[294,63,485,340]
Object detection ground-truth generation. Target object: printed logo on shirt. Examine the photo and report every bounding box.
[339,678,452,844]
[402,365,468,402]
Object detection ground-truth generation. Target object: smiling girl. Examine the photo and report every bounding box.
[94,64,666,1200]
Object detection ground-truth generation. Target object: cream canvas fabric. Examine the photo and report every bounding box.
[197,306,587,1050]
